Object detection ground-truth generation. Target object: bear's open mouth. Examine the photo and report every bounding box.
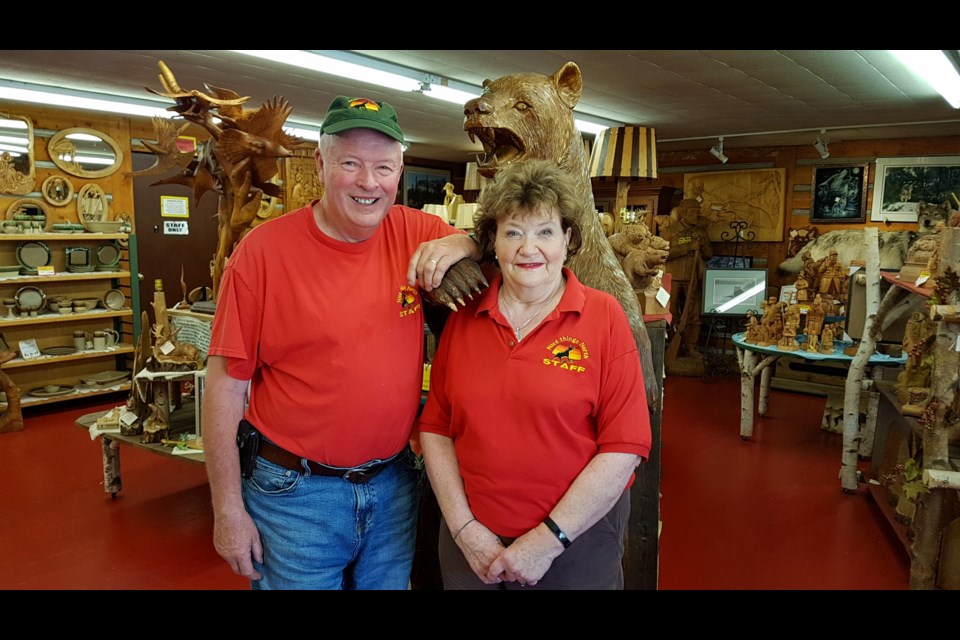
[466,126,525,172]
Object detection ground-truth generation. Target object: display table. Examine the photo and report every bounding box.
[76,402,203,497]
[733,332,906,441]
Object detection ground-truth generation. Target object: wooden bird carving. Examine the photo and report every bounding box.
[213,96,312,197]
[127,117,195,177]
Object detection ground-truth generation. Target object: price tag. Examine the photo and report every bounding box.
[160,341,176,355]
[916,272,930,286]
[120,408,139,426]
[655,286,670,308]
[37,265,55,276]
[18,339,40,359]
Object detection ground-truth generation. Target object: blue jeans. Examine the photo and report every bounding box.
[241,451,420,590]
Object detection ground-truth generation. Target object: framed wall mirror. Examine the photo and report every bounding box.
[41,175,75,207]
[48,127,124,179]
[5,197,49,231]
[0,114,36,195]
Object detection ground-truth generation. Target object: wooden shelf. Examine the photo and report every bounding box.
[874,380,923,437]
[0,233,128,241]
[18,382,131,408]
[0,271,131,285]
[0,308,132,327]
[881,271,933,298]
[866,482,913,557]
[1,344,134,369]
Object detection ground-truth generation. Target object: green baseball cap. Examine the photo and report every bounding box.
[319,96,405,144]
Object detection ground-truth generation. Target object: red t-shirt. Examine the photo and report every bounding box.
[209,204,460,467]
[418,268,651,537]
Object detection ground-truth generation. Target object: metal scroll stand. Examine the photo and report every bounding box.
[701,219,757,382]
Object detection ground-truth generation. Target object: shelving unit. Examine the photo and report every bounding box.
[870,265,960,589]
[0,233,140,408]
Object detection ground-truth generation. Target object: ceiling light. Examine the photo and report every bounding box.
[890,50,960,109]
[0,79,174,119]
[419,83,481,105]
[231,50,422,92]
[232,50,624,137]
[813,130,830,159]
[709,137,728,164]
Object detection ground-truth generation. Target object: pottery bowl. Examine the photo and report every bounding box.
[43,385,59,393]
[82,220,124,234]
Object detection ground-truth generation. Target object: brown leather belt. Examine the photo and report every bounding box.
[256,439,403,484]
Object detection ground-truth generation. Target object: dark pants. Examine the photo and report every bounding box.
[438,490,630,590]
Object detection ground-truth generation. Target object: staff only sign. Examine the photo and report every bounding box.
[164,220,189,235]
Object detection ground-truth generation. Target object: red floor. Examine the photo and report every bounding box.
[0,376,910,590]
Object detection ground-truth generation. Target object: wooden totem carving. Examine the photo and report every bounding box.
[138,61,313,299]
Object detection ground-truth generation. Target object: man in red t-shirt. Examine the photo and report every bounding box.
[203,96,479,590]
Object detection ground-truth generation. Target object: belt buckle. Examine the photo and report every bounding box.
[344,464,376,484]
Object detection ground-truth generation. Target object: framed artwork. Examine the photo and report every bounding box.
[701,268,768,316]
[684,168,786,242]
[403,166,451,210]
[810,164,868,224]
[871,156,960,222]
[705,255,752,269]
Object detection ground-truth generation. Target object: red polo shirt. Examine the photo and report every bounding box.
[418,268,651,537]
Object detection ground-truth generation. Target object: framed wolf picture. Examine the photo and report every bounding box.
[871,156,960,222]
[810,164,868,224]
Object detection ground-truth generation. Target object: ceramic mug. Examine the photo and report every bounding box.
[93,331,106,351]
[101,329,120,348]
[73,330,87,352]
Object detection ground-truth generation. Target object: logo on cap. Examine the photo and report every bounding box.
[349,98,380,111]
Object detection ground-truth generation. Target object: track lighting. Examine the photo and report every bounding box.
[709,137,728,164]
[813,130,830,159]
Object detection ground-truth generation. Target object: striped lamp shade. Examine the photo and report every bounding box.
[588,126,657,179]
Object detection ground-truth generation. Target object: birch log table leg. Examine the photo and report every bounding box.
[101,436,122,498]
[736,345,780,439]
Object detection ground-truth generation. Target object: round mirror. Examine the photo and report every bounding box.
[48,128,123,179]
[41,175,75,207]
[0,114,36,195]
[5,198,49,231]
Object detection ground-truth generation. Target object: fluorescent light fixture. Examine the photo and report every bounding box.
[575,119,612,136]
[231,50,624,136]
[0,145,24,156]
[890,50,960,109]
[420,83,481,105]
[283,126,321,142]
[231,50,422,92]
[709,137,728,163]
[0,80,174,119]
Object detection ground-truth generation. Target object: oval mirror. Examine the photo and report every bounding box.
[0,114,36,195]
[48,127,123,179]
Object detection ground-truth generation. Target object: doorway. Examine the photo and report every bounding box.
[130,152,220,323]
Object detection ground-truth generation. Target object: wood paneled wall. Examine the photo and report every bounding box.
[592,135,960,291]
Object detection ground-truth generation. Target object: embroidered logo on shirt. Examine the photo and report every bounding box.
[397,285,421,318]
[542,336,589,373]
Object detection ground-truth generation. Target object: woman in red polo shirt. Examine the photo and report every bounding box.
[418,160,652,590]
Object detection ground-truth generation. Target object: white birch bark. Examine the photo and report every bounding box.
[841,227,879,491]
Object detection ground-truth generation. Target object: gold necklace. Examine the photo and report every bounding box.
[499,281,564,341]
